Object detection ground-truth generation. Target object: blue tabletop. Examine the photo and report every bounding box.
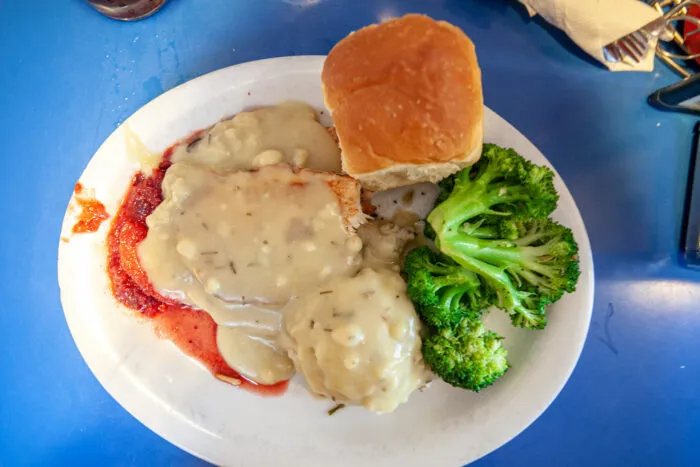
[1,1,699,465]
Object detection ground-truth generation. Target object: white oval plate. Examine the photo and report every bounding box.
[58,56,594,467]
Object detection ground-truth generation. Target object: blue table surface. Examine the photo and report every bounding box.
[1,0,699,465]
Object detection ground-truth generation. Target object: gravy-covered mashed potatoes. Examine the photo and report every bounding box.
[138,101,426,412]
[282,269,425,413]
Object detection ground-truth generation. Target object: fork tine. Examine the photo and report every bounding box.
[610,44,623,62]
[611,41,632,63]
[621,37,644,61]
[602,0,686,65]
[626,34,648,59]
[603,43,622,63]
[633,31,650,55]
[632,31,649,49]
[618,39,642,63]
[614,44,624,62]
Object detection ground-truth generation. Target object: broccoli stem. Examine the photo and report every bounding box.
[438,231,546,328]
[442,230,557,269]
[438,236,516,309]
[443,233,522,266]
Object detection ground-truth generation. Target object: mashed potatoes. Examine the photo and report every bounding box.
[356,219,415,272]
[281,268,426,413]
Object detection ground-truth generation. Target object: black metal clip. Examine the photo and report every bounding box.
[681,121,700,267]
[649,73,700,116]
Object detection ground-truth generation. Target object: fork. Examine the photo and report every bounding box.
[603,0,700,64]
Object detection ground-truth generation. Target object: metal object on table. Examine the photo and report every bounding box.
[640,3,700,267]
[85,0,168,21]
[647,1,700,113]
[602,0,700,64]
[648,73,700,115]
[649,0,700,77]
[682,122,700,268]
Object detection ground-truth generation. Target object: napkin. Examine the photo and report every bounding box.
[518,0,661,71]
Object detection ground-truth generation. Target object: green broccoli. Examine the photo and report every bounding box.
[439,218,578,329]
[422,317,509,391]
[403,246,492,328]
[428,144,559,237]
[424,145,580,330]
[423,176,457,241]
[501,219,580,301]
[401,144,581,392]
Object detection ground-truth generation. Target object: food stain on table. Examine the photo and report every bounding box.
[71,182,110,234]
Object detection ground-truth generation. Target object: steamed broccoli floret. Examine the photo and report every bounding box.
[403,247,492,328]
[436,218,580,329]
[428,144,559,237]
[422,317,509,391]
[425,145,580,330]
[502,219,580,300]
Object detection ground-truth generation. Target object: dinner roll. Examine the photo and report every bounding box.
[322,14,483,191]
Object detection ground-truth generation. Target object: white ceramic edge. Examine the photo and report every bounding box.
[57,56,595,467]
[468,110,595,465]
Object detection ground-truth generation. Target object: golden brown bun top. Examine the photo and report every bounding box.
[322,14,483,177]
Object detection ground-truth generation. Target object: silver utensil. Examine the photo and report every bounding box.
[603,0,700,64]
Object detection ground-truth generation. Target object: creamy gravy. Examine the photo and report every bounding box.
[139,163,362,384]
[216,326,295,385]
[356,219,416,272]
[281,268,426,413]
[171,101,342,173]
[137,102,427,400]
[140,163,362,307]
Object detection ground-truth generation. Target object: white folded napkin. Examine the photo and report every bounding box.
[518,0,661,71]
